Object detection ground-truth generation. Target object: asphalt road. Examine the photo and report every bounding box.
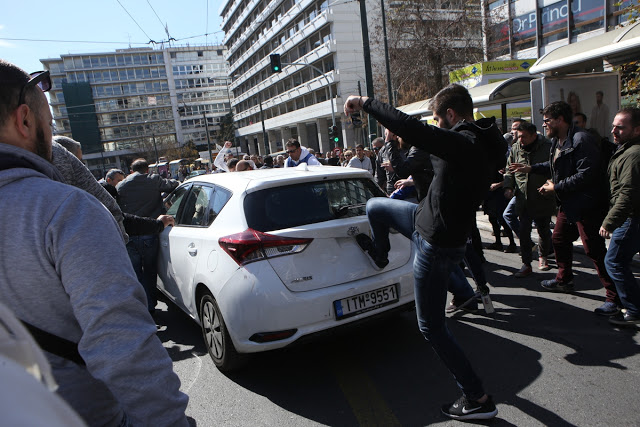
[158,224,640,427]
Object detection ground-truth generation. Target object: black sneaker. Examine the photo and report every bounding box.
[355,234,389,270]
[504,243,518,253]
[540,278,574,293]
[445,295,478,314]
[594,301,620,316]
[609,312,640,326]
[441,395,498,420]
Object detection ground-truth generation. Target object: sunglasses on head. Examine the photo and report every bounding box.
[18,71,52,106]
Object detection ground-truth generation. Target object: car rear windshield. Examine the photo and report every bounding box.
[244,178,385,231]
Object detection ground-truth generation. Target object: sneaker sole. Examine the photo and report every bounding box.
[594,309,621,317]
[442,408,499,420]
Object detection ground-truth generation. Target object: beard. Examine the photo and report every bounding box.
[35,122,52,162]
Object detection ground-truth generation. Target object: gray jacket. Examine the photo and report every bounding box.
[0,143,188,427]
[117,172,178,218]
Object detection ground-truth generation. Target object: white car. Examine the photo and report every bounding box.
[157,165,415,371]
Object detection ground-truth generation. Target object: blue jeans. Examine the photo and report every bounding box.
[367,198,482,398]
[412,232,485,399]
[367,197,476,300]
[605,217,640,316]
[503,196,520,238]
[126,235,159,312]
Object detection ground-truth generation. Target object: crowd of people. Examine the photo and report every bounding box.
[1,55,639,425]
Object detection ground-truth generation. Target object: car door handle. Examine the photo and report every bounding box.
[188,243,197,256]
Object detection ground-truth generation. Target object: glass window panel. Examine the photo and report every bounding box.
[541,0,568,45]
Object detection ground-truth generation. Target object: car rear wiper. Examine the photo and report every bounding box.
[333,203,366,218]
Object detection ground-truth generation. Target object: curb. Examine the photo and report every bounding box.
[475,212,640,268]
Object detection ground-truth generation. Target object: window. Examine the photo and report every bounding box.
[165,185,191,218]
[244,179,385,232]
[541,0,569,45]
[170,185,231,227]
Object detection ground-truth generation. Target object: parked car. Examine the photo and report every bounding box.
[157,165,415,371]
[186,169,207,180]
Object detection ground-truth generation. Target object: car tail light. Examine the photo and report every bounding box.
[219,228,312,265]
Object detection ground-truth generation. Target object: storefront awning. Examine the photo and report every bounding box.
[529,22,640,75]
[396,76,534,118]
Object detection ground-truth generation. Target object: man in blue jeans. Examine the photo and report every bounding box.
[599,108,640,326]
[344,84,502,420]
[117,158,179,313]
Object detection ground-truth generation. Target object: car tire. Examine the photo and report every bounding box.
[199,292,244,372]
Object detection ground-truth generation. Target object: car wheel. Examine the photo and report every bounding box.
[199,292,244,371]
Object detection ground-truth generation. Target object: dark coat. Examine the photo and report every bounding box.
[363,98,494,248]
[503,135,556,218]
[602,136,640,231]
[530,125,607,223]
[387,143,434,202]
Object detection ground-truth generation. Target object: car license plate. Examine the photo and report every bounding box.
[333,284,399,320]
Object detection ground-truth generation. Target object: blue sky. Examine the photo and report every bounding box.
[0,0,225,73]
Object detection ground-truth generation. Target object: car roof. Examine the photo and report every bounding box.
[185,165,373,194]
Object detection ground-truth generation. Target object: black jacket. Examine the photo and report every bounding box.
[363,98,493,248]
[530,125,607,222]
[387,143,434,202]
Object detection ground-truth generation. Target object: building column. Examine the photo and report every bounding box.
[256,132,266,156]
[282,127,292,147]
[296,122,309,147]
[316,117,330,154]
[267,130,278,154]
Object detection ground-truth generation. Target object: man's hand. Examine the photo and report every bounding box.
[383,162,394,172]
[344,96,368,116]
[538,179,555,195]
[599,226,611,239]
[158,215,175,228]
[224,141,233,149]
[489,182,503,191]
[395,178,415,189]
[504,188,514,200]
[509,163,532,173]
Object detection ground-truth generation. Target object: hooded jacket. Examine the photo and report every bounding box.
[0,143,188,427]
[363,98,498,248]
[284,146,322,167]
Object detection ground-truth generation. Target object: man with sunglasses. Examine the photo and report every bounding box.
[284,138,322,167]
[510,101,619,316]
[0,60,188,426]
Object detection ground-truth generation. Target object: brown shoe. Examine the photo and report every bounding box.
[514,264,533,278]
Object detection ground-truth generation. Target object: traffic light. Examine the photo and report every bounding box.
[270,54,282,73]
[328,125,340,144]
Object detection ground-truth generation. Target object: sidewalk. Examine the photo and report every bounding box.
[475,210,640,266]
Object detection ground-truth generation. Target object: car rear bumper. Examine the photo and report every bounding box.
[216,257,416,354]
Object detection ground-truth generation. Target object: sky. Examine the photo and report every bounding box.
[0,0,226,73]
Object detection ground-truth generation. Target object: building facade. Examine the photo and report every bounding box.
[41,46,230,176]
[485,0,636,60]
[220,0,370,155]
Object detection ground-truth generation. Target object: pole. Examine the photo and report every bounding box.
[357,81,367,148]
[202,112,213,166]
[380,0,393,106]
[258,97,269,155]
[152,132,159,166]
[358,0,378,140]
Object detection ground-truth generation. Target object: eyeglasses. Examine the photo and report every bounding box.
[18,71,52,106]
[542,118,553,124]
[286,149,297,154]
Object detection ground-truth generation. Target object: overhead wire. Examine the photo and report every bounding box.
[146,0,174,41]
[115,0,156,43]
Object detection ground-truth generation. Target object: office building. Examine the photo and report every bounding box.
[41,45,230,176]
[220,0,369,154]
